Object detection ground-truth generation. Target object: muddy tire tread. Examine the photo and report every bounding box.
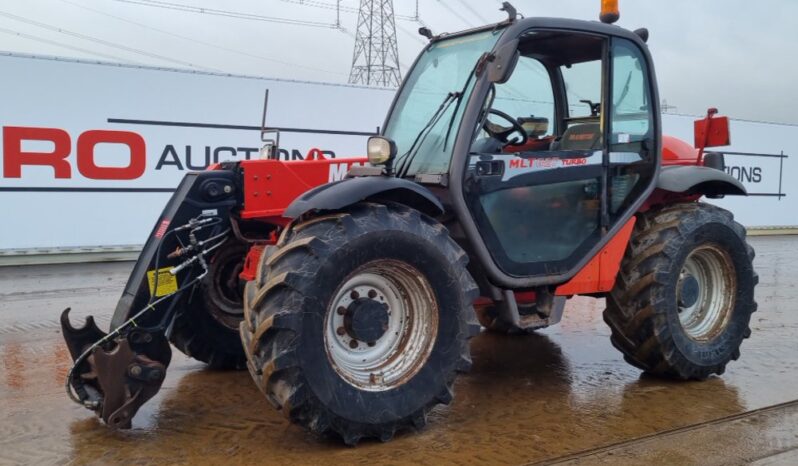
[603,202,757,380]
[241,203,479,444]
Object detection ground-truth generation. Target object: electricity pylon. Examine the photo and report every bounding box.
[348,0,401,88]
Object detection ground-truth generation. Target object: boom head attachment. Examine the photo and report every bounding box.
[60,169,241,427]
[61,309,171,428]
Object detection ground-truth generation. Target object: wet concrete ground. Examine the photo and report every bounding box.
[0,236,796,465]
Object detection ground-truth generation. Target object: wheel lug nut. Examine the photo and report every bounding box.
[350,290,359,299]
[368,289,377,299]
[337,306,346,315]
[336,327,346,336]
[349,340,359,349]
[367,341,376,347]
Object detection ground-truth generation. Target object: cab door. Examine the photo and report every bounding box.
[463,32,657,279]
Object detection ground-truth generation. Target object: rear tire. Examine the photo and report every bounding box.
[603,202,757,380]
[240,203,479,445]
[170,240,248,370]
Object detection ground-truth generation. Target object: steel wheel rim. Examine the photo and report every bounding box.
[211,256,245,316]
[324,260,439,391]
[677,244,737,341]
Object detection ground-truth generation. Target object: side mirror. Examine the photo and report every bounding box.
[486,39,519,84]
[367,136,397,169]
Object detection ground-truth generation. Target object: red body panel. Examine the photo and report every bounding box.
[239,156,367,220]
[555,218,636,296]
[662,135,699,166]
[240,244,266,282]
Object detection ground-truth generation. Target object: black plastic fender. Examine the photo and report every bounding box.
[657,165,747,196]
[284,176,444,218]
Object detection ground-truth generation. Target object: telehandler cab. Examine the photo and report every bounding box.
[62,1,757,445]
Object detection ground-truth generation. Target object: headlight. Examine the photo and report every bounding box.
[367,136,397,166]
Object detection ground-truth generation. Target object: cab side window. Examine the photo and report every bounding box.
[491,57,555,139]
[608,38,656,218]
[558,58,604,151]
[562,60,602,120]
[610,40,652,144]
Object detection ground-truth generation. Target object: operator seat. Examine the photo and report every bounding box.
[552,123,602,151]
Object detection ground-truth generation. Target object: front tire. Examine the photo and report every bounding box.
[240,203,479,445]
[604,203,757,380]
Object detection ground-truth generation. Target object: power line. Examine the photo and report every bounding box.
[338,24,356,38]
[0,10,217,71]
[112,0,338,28]
[435,0,477,28]
[395,21,426,46]
[452,0,489,23]
[281,0,358,14]
[58,0,347,76]
[279,0,418,21]
[410,0,428,27]
[662,111,798,128]
[0,26,142,64]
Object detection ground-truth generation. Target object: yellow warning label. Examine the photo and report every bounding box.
[146,267,179,297]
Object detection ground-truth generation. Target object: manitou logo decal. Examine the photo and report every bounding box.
[329,162,365,182]
[1,126,338,180]
[508,157,589,169]
[499,152,602,181]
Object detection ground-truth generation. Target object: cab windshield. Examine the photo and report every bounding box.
[383,29,502,176]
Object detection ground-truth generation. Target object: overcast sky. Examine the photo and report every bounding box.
[1,0,796,124]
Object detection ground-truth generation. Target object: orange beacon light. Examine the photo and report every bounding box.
[600,0,620,24]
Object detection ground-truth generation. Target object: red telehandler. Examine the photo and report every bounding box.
[62,1,757,445]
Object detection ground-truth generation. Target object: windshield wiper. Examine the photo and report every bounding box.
[615,70,633,108]
[394,91,461,178]
[395,60,481,178]
[442,61,480,152]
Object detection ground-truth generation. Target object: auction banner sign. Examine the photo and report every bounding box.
[0,53,394,250]
[0,54,794,251]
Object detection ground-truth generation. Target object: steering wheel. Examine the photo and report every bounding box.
[484,109,528,147]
